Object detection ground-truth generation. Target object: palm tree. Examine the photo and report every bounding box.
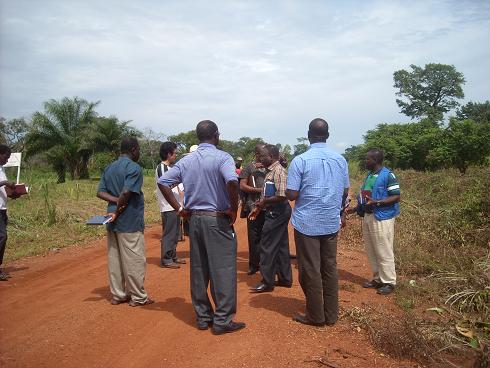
[27,97,99,183]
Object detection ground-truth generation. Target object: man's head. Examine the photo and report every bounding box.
[307,118,329,143]
[365,148,384,171]
[120,137,140,162]
[196,120,219,145]
[0,145,12,166]
[159,141,178,164]
[258,144,279,168]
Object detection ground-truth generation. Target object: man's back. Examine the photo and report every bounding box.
[287,143,349,236]
[159,143,237,211]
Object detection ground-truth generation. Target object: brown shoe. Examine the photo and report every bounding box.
[111,297,130,305]
[129,298,155,307]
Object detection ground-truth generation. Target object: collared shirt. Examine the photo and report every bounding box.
[157,143,238,211]
[98,156,145,233]
[263,161,287,198]
[155,163,183,213]
[287,143,350,236]
[0,166,8,210]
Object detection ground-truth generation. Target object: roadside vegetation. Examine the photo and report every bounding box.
[344,166,490,367]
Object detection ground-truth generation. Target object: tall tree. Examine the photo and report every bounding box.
[393,63,465,122]
[0,117,29,152]
[27,97,99,183]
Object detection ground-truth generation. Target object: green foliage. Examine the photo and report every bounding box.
[168,130,198,155]
[0,117,30,151]
[293,137,308,156]
[88,152,115,175]
[456,100,490,124]
[394,63,465,122]
[26,97,100,182]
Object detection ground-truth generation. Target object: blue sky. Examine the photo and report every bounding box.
[1,0,489,152]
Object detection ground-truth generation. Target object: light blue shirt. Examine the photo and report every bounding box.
[158,143,238,211]
[287,143,350,236]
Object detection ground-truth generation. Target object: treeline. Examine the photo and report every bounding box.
[0,97,298,183]
[344,63,490,174]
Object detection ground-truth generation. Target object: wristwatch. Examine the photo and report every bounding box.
[376,201,381,207]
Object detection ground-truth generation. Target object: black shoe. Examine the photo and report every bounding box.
[161,262,180,269]
[292,314,325,327]
[274,280,292,288]
[247,268,258,276]
[377,284,395,295]
[250,283,274,293]
[362,280,382,289]
[197,321,213,330]
[211,321,246,335]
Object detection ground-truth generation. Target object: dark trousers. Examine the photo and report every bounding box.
[294,229,339,325]
[161,211,179,265]
[189,215,237,327]
[247,211,265,272]
[0,210,7,266]
[259,202,292,287]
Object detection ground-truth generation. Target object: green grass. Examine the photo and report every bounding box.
[344,165,490,365]
[5,167,161,261]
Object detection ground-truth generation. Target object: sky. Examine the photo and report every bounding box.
[1,0,489,152]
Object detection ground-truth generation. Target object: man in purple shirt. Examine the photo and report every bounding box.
[158,120,246,335]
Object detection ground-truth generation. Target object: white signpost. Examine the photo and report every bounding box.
[3,152,22,184]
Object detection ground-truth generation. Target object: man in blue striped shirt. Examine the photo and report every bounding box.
[286,118,349,327]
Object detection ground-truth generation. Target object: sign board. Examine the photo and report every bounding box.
[3,152,22,184]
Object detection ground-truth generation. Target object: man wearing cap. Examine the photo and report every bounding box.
[286,118,349,326]
[158,120,245,335]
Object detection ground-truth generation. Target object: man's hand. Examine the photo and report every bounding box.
[106,213,117,223]
[224,208,237,226]
[178,208,191,220]
[341,212,347,228]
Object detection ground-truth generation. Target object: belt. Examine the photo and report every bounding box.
[190,210,229,218]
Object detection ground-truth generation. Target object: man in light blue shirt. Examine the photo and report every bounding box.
[286,118,349,327]
[158,120,245,335]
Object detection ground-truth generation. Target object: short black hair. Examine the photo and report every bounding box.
[196,120,219,141]
[0,145,11,155]
[264,144,280,159]
[367,148,384,164]
[308,118,329,140]
[159,141,177,160]
[120,137,139,154]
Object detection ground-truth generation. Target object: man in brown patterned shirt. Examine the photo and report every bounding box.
[250,144,292,293]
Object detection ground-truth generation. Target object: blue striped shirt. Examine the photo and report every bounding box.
[157,143,238,211]
[287,143,350,236]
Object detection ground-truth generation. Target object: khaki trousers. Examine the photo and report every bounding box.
[362,214,396,285]
[107,230,148,303]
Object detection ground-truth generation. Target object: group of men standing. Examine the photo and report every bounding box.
[94,117,401,334]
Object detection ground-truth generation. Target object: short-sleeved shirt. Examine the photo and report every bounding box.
[262,161,287,198]
[157,143,238,211]
[287,143,350,236]
[0,166,8,210]
[155,163,183,213]
[98,156,145,233]
[239,162,267,211]
[363,170,400,196]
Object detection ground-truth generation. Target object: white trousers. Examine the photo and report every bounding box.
[362,214,396,285]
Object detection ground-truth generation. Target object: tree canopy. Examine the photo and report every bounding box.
[393,63,465,122]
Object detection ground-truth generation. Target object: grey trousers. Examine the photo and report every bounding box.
[107,230,148,304]
[188,215,237,327]
[161,211,179,265]
[259,202,292,287]
[294,229,339,325]
[247,210,265,272]
[0,210,7,266]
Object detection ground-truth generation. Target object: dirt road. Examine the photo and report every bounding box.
[0,217,414,368]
